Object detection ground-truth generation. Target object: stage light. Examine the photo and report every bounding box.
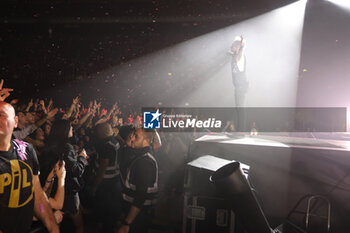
[178,0,308,108]
[87,0,306,108]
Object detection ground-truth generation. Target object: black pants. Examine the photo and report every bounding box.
[121,201,154,233]
[233,107,246,132]
[232,73,248,108]
[94,177,122,233]
[233,73,248,131]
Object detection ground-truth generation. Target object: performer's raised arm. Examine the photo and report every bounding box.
[230,36,246,61]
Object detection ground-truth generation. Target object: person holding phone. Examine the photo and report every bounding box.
[42,161,66,223]
[40,119,88,233]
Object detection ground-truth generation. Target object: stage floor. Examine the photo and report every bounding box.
[196,132,350,151]
[188,132,350,232]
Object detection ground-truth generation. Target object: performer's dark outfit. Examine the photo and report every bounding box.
[231,54,248,107]
[118,146,158,233]
[231,53,248,131]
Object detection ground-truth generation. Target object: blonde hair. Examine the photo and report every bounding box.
[96,122,114,138]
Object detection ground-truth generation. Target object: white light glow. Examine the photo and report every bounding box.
[182,0,307,107]
[327,0,350,10]
[92,0,307,108]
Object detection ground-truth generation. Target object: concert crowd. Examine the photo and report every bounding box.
[0,83,192,233]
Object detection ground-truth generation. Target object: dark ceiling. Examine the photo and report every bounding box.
[1,0,299,23]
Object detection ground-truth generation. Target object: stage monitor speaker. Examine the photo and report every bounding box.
[210,162,273,233]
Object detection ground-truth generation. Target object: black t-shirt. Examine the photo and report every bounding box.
[0,139,39,233]
[96,137,118,163]
[95,136,120,178]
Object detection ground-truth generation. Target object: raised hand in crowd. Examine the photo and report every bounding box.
[55,160,67,181]
[34,99,39,111]
[109,102,119,117]
[66,96,80,118]
[43,160,66,223]
[74,105,95,129]
[94,117,107,126]
[94,100,101,111]
[47,108,58,119]
[73,96,80,105]
[115,106,121,115]
[95,100,102,116]
[112,102,118,112]
[32,107,58,128]
[47,98,53,112]
[95,102,117,126]
[0,79,13,101]
[40,99,48,114]
[75,102,82,118]
[27,99,34,111]
[88,105,96,115]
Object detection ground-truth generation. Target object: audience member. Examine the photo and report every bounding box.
[92,122,122,233]
[0,101,59,233]
[40,119,88,233]
[118,128,159,233]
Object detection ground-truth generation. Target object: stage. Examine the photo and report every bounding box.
[187,133,350,232]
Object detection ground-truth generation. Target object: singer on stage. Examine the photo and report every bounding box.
[229,36,248,107]
[228,36,248,131]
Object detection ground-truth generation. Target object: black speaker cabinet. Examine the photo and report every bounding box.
[183,194,236,233]
[183,155,249,233]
